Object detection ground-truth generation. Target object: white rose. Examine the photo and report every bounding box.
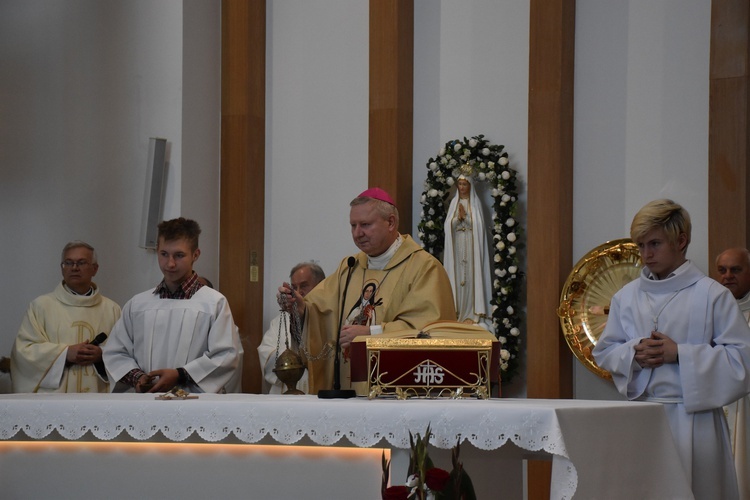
[500,349,510,361]
[498,336,507,344]
[496,241,505,250]
[506,218,515,227]
[501,362,508,371]
[426,221,434,228]
[498,269,507,277]
[418,231,424,239]
[420,194,426,203]
[428,189,438,197]
[428,208,435,215]
[469,138,477,147]
[454,143,462,152]
[508,265,517,274]
[501,287,508,295]
[502,194,510,202]
[494,253,501,263]
[507,306,514,315]
[478,172,486,181]
[508,246,516,255]
[479,162,486,170]
[488,161,495,169]
[493,279,500,289]
[492,305,498,313]
[510,327,520,337]
[428,234,437,241]
[507,232,516,242]
[486,171,495,180]
[429,161,437,171]
[439,148,446,156]
[446,177,454,186]
[503,318,511,326]
[494,268,502,277]
[492,188,499,197]
[501,171,510,180]
[482,148,490,156]
[420,211,424,217]
[499,156,509,166]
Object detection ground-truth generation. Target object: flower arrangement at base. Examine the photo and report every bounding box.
[381,425,476,500]
[417,134,523,382]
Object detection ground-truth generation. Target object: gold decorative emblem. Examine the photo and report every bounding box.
[558,238,642,379]
[363,337,493,399]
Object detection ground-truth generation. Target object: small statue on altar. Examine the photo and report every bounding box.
[443,168,493,329]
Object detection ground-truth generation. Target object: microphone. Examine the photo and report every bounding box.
[318,256,358,399]
[89,332,108,346]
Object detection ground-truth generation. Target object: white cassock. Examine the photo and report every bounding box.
[593,261,750,500]
[257,313,309,394]
[725,291,750,500]
[103,287,243,393]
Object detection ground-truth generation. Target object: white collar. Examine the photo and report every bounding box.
[737,291,750,312]
[647,259,689,281]
[367,235,402,270]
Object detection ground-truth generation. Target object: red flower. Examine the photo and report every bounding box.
[425,467,451,492]
[382,485,410,500]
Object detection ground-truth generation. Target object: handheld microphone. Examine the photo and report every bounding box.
[318,256,358,399]
[89,332,108,346]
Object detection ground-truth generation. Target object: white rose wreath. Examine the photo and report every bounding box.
[417,134,522,382]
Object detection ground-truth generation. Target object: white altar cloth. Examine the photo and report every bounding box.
[0,394,692,499]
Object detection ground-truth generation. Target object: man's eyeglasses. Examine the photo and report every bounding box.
[61,260,92,268]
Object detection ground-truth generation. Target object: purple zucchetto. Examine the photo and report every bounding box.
[358,187,396,207]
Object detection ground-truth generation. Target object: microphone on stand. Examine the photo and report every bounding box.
[318,256,358,399]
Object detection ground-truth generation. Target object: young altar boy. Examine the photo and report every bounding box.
[103,217,242,393]
[593,199,750,500]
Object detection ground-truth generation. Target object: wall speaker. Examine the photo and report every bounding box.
[139,137,167,249]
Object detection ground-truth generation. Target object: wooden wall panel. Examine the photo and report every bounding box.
[369,0,414,233]
[709,0,750,270]
[220,0,266,393]
[527,0,576,497]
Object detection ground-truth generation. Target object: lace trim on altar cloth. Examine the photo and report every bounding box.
[0,395,577,499]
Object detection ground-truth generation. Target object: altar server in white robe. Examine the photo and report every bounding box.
[103,218,242,394]
[717,247,750,499]
[593,199,750,500]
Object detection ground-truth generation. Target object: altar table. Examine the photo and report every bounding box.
[0,394,692,499]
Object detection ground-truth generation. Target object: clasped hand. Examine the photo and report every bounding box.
[66,342,102,365]
[136,369,180,393]
[634,331,678,368]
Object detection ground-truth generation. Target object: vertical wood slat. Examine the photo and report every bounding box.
[369,0,414,233]
[709,0,750,269]
[220,0,266,393]
[527,0,576,497]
